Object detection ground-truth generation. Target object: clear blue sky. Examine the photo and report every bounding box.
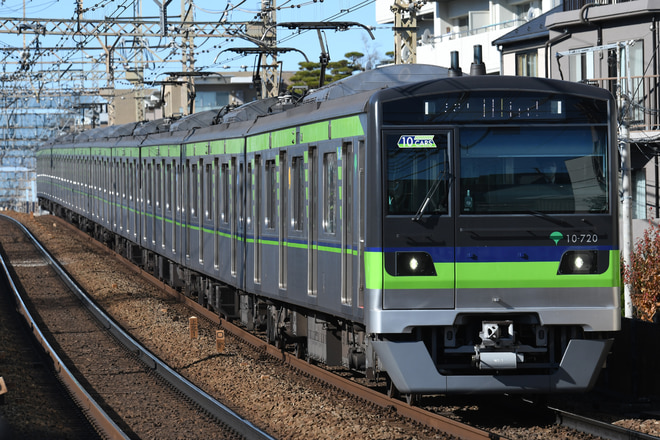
[194,1,393,72]
[0,0,394,83]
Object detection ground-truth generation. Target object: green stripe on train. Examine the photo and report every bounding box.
[365,251,620,290]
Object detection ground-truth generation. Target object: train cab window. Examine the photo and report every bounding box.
[323,152,337,234]
[292,156,304,231]
[386,133,449,216]
[459,126,609,214]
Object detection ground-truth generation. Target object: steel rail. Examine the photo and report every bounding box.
[71,217,504,440]
[0,217,129,440]
[553,406,660,440]
[28,215,660,440]
[1,214,275,440]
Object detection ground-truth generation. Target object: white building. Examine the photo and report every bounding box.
[375,0,561,73]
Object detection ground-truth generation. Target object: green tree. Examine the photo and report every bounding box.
[380,51,395,66]
[288,52,366,90]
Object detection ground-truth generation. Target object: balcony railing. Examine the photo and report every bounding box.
[584,74,660,132]
[562,0,629,11]
[430,19,525,43]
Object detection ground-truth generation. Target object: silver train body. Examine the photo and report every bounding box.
[37,65,620,396]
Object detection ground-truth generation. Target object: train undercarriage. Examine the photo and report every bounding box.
[58,206,370,375]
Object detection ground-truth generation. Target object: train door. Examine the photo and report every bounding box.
[381,130,454,309]
[158,159,165,249]
[231,155,246,289]
[341,142,354,307]
[307,147,318,297]
[253,155,262,285]
[279,151,287,291]
[184,159,191,260]
[112,156,119,233]
[173,158,182,263]
[357,140,365,309]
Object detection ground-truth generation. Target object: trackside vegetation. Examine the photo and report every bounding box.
[623,219,660,321]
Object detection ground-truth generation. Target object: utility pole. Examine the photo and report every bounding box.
[181,0,196,115]
[557,42,635,318]
[259,0,279,98]
[391,0,424,64]
[620,42,635,319]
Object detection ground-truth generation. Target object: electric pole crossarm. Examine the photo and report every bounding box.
[278,21,375,40]
[221,47,309,63]
[0,17,252,39]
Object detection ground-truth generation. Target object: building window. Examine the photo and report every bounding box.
[515,2,533,21]
[195,91,229,112]
[516,51,537,77]
[455,16,468,33]
[568,51,594,82]
[632,169,647,219]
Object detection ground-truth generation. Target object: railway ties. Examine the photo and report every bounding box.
[7,211,660,440]
[0,214,273,440]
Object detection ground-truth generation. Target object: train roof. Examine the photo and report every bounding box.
[44,64,453,147]
[301,64,452,103]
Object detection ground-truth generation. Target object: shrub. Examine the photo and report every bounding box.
[623,220,660,321]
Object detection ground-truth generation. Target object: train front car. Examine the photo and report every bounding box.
[366,76,620,395]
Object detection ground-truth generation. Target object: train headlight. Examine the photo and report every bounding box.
[395,252,436,276]
[558,250,598,274]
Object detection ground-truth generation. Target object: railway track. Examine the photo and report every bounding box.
[0,249,104,439]
[6,211,660,440]
[0,214,274,440]
[551,406,660,440]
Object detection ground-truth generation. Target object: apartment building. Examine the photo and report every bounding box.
[376,0,561,73]
[496,0,660,230]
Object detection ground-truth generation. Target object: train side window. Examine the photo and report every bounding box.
[147,161,152,207]
[156,161,162,210]
[266,159,276,230]
[247,161,252,228]
[292,156,304,231]
[122,161,127,199]
[128,161,134,202]
[191,162,198,218]
[222,163,229,223]
[239,162,244,226]
[166,163,172,211]
[323,152,337,234]
[206,162,212,220]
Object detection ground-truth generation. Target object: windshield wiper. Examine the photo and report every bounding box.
[412,170,448,222]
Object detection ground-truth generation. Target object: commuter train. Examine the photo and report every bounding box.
[37,64,620,398]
